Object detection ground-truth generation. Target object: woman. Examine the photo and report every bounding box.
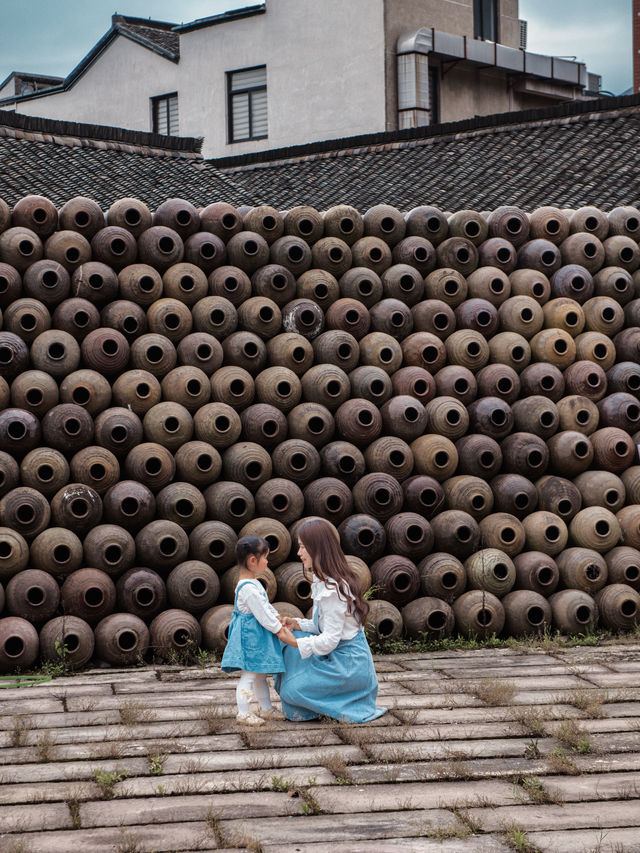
[275,518,386,722]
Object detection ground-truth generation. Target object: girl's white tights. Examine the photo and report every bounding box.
[236,671,273,716]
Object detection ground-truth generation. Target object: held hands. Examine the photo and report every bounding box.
[277,625,298,647]
[281,617,301,630]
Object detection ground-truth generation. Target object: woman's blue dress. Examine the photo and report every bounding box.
[221,580,285,674]
[274,607,386,722]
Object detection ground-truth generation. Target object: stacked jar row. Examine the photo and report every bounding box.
[0,195,640,670]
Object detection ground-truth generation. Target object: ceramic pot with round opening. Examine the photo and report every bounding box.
[239,517,292,569]
[106,197,152,237]
[116,567,167,620]
[402,596,455,639]
[0,486,50,539]
[384,512,433,561]
[560,232,605,274]
[93,406,143,457]
[91,226,138,270]
[338,514,386,564]
[453,589,505,638]
[0,616,40,672]
[464,548,516,597]
[364,599,403,643]
[573,470,626,513]
[303,476,354,526]
[535,475,582,523]
[94,612,150,665]
[549,588,598,634]
[570,207,608,240]
[6,568,60,624]
[166,560,220,615]
[255,477,305,527]
[190,521,238,575]
[444,329,490,372]
[11,369,60,418]
[490,473,538,519]
[60,567,116,625]
[102,479,156,533]
[370,554,420,607]
[455,434,503,479]
[39,614,94,669]
[0,527,29,582]
[478,512,526,557]
[0,227,44,273]
[200,202,243,242]
[155,482,207,531]
[556,547,608,594]
[271,438,321,487]
[430,509,480,559]
[417,552,466,602]
[436,237,478,276]
[605,547,640,591]
[59,196,104,239]
[274,561,314,610]
[364,436,413,483]
[517,239,562,276]
[183,232,227,274]
[30,526,83,575]
[202,482,255,531]
[513,551,559,596]
[402,475,445,519]
[83,523,136,578]
[50,482,102,535]
[200,603,235,652]
[307,339,357,389]
[595,584,640,632]
[30,328,81,379]
[502,589,552,636]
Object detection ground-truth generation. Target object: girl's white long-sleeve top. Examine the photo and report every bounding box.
[296,576,361,659]
[235,579,282,633]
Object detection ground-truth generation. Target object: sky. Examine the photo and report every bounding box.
[0,0,633,95]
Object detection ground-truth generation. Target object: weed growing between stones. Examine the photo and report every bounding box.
[564,688,608,718]
[554,719,593,754]
[119,700,155,726]
[501,822,540,852]
[467,679,517,706]
[515,775,564,805]
[323,751,354,784]
[10,715,32,747]
[148,753,165,775]
[92,767,130,799]
[513,707,547,737]
[34,730,55,762]
[547,746,581,775]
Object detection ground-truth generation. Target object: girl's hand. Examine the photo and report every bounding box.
[281,617,300,630]
[277,626,298,647]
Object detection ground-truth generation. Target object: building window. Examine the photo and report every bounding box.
[228,66,267,142]
[429,66,440,125]
[474,0,497,41]
[152,93,179,136]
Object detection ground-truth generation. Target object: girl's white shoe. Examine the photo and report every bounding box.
[236,712,265,726]
[259,708,286,720]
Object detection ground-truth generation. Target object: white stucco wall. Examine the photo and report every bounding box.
[177,0,387,157]
[9,37,179,133]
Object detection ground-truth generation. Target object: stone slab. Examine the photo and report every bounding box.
[0,822,222,853]
[463,799,640,832]
[79,791,303,827]
[117,766,335,798]
[581,672,640,687]
[218,809,464,845]
[311,779,518,813]
[366,735,557,763]
[262,837,513,853]
[528,827,640,853]
[0,779,101,805]
[0,802,73,833]
[0,756,150,785]
[162,743,366,774]
[542,770,640,801]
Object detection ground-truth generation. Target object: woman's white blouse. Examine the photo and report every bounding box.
[296,576,361,659]
[235,579,282,634]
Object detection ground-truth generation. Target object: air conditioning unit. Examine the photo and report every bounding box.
[519,19,527,51]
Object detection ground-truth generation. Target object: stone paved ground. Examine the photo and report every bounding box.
[1,643,639,853]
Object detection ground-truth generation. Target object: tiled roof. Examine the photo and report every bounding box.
[1,95,640,211]
[118,17,180,58]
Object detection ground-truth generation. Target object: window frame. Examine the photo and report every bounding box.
[227,64,268,144]
[151,92,179,136]
[474,0,498,42]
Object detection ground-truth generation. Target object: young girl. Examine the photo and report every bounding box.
[275,518,387,723]
[221,536,287,726]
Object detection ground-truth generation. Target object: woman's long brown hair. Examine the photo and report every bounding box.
[298,519,369,625]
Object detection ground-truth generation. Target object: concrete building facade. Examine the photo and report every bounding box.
[0,0,601,159]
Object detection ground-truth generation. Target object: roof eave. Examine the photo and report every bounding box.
[173,4,265,34]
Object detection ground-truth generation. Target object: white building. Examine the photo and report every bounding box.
[0,0,602,159]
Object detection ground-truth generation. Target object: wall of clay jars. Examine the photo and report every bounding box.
[1,194,640,670]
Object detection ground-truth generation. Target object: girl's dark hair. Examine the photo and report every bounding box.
[298,519,369,625]
[236,536,269,567]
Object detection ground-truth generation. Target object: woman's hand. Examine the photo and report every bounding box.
[281,617,301,630]
[277,626,298,647]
